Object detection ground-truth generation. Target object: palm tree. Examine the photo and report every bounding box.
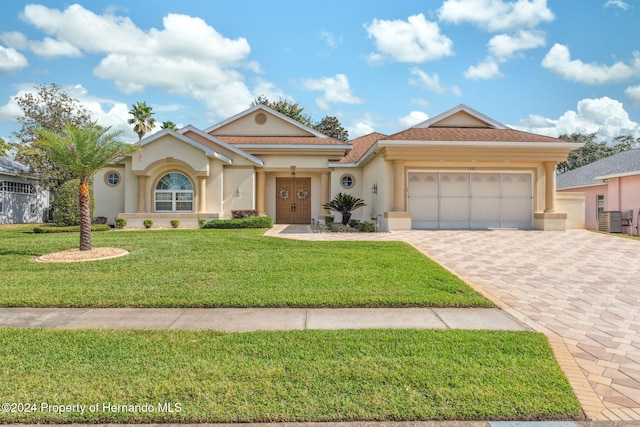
[36,123,140,251]
[323,192,366,225]
[128,101,156,140]
[160,120,178,131]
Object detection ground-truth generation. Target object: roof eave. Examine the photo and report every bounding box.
[595,170,640,180]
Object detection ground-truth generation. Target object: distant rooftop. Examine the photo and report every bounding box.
[557,148,640,189]
[0,157,30,176]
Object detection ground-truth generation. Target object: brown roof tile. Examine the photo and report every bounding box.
[386,127,565,143]
[340,132,386,163]
[216,136,347,145]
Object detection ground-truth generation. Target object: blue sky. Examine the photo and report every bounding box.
[1,0,639,144]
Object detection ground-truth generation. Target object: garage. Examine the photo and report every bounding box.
[408,171,533,229]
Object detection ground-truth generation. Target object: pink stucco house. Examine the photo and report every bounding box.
[557,149,640,232]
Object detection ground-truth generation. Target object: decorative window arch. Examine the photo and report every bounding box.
[154,172,194,212]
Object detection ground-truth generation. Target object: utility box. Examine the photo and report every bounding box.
[598,211,622,233]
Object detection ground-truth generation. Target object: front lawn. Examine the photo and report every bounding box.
[0,328,582,423]
[0,227,492,308]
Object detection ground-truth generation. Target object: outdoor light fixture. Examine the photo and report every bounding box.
[371,183,378,194]
[290,166,296,180]
[235,186,240,196]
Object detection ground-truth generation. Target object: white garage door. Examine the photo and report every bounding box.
[408,171,532,229]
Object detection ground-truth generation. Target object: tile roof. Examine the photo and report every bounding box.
[339,132,386,163]
[385,127,566,143]
[0,157,30,175]
[557,148,640,189]
[215,136,347,146]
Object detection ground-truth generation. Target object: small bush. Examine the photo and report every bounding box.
[357,221,376,232]
[115,217,127,229]
[34,224,111,233]
[143,219,153,229]
[325,215,335,227]
[170,220,180,229]
[202,216,273,229]
[51,179,95,226]
[348,219,360,228]
[231,210,258,219]
[93,216,108,225]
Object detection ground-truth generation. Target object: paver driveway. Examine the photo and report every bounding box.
[269,227,640,421]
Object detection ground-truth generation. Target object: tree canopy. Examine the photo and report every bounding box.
[12,83,93,190]
[0,137,11,158]
[252,96,349,141]
[160,120,178,131]
[557,133,640,174]
[128,101,156,140]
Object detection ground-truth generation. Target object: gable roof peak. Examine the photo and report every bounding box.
[204,103,327,137]
[413,104,507,130]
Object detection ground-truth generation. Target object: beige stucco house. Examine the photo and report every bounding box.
[94,104,582,230]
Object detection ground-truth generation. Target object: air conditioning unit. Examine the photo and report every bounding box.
[598,211,622,233]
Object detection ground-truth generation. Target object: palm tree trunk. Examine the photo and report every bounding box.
[79,178,92,251]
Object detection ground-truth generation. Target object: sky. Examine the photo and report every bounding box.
[1,0,640,145]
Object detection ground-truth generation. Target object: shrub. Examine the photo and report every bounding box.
[93,216,108,225]
[357,221,376,232]
[34,224,110,233]
[198,218,206,228]
[231,210,258,219]
[348,219,360,228]
[143,219,153,229]
[202,216,273,229]
[51,179,94,226]
[115,217,127,229]
[325,215,335,227]
[170,220,180,229]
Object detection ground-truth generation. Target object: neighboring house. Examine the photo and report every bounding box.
[557,148,640,231]
[94,104,581,230]
[0,157,50,224]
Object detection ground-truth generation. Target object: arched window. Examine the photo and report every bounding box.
[155,172,193,212]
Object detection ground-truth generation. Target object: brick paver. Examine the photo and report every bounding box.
[268,226,640,421]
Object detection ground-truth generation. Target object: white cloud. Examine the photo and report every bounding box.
[0,45,28,73]
[1,32,28,49]
[18,4,266,119]
[320,30,342,50]
[364,14,453,63]
[488,30,546,59]
[348,116,377,139]
[409,67,461,95]
[542,43,640,85]
[513,97,640,140]
[438,0,555,32]
[605,0,630,10]
[301,74,363,110]
[464,58,503,79]
[30,37,82,58]
[625,85,640,106]
[399,111,429,128]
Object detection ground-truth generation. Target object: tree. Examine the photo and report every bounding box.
[160,120,178,131]
[51,179,94,226]
[557,133,640,173]
[313,115,349,141]
[36,123,139,251]
[128,101,156,140]
[252,96,313,127]
[0,137,11,158]
[12,83,93,190]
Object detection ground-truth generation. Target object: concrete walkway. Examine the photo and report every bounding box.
[0,307,526,332]
[266,226,640,422]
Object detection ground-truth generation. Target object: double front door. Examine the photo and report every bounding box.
[276,177,311,224]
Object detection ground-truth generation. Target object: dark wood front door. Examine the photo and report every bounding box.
[276,177,311,224]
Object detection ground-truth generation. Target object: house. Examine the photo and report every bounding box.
[557,148,640,231]
[0,157,50,224]
[94,104,582,230]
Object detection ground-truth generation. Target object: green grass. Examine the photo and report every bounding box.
[0,328,582,423]
[0,226,492,308]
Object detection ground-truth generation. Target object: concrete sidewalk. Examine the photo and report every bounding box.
[0,307,527,332]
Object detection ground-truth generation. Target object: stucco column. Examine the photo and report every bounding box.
[392,160,405,211]
[198,176,207,213]
[136,175,147,213]
[321,171,330,214]
[256,168,266,215]
[544,161,556,213]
